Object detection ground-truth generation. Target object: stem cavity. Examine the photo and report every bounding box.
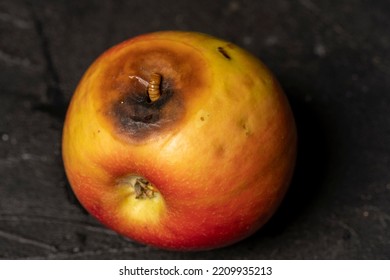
[119,175,157,199]
[133,177,156,199]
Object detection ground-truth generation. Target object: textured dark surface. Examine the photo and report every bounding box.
[1,0,389,259]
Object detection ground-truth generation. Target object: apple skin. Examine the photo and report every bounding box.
[62,31,297,251]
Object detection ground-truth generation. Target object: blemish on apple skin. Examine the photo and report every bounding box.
[197,111,210,124]
[239,120,252,136]
[214,144,226,157]
[217,46,231,60]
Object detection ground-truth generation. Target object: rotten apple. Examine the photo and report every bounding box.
[62,31,297,250]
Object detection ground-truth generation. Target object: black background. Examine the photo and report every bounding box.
[1,0,389,259]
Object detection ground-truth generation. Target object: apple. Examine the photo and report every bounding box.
[62,31,297,250]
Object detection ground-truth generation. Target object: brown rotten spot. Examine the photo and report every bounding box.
[95,43,209,143]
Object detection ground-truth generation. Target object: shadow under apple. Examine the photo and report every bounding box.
[242,88,333,242]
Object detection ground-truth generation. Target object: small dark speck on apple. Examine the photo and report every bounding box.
[217,46,231,60]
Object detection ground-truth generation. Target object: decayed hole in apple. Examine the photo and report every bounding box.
[129,72,162,103]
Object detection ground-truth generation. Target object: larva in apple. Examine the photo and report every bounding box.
[148,73,161,102]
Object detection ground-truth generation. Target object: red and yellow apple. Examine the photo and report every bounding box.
[62,31,297,250]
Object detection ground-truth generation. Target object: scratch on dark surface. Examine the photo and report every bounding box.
[336,220,361,243]
[0,153,51,165]
[0,214,115,235]
[298,0,320,12]
[0,213,152,259]
[29,245,155,260]
[0,11,31,29]
[26,4,77,208]
[362,205,390,227]
[0,49,33,68]
[27,3,67,120]
[297,0,352,45]
[0,229,57,252]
